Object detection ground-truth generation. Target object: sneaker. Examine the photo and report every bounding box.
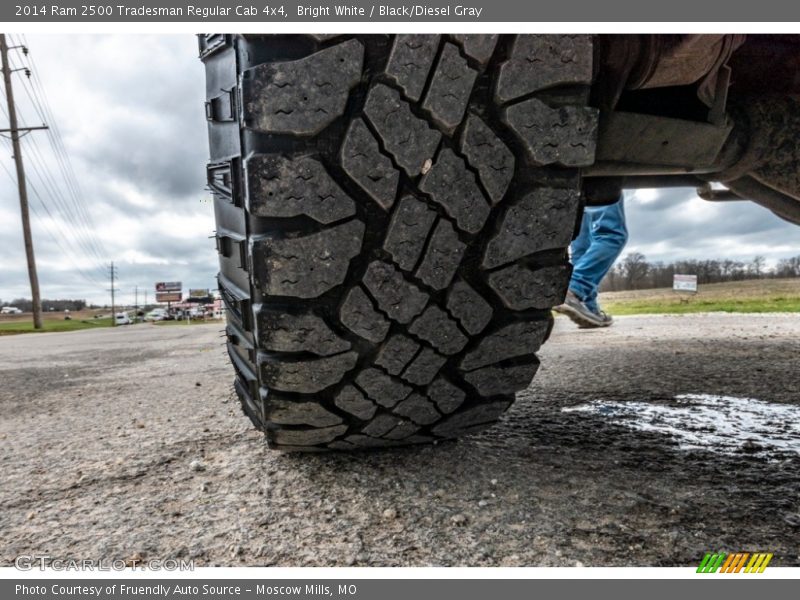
[554,290,613,329]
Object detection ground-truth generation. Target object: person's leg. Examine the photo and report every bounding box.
[569,198,628,312]
[570,207,594,266]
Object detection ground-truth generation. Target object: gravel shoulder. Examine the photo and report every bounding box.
[1,315,799,567]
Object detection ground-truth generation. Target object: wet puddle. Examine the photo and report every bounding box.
[563,394,800,458]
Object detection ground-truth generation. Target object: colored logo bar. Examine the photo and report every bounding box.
[697,552,773,573]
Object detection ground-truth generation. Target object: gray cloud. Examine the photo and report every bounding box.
[50,35,208,202]
[624,188,799,264]
[1,34,214,304]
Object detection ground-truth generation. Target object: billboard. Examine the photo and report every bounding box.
[155,281,182,292]
[155,292,182,303]
[673,274,698,292]
[189,289,210,299]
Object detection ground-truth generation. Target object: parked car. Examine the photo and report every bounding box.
[1,306,23,315]
[144,309,168,322]
[114,313,131,326]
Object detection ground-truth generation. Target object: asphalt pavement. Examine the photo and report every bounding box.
[1,314,798,566]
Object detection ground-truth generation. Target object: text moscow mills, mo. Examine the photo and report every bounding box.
[14,4,485,19]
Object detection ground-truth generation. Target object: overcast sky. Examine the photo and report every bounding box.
[0,34,798,306]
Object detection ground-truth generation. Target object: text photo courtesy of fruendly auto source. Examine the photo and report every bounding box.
[1,34,799,568]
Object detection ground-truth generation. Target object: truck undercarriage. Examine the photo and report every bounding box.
[587,34,800,225]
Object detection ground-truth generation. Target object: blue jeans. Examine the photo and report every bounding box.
[569,198,628,313]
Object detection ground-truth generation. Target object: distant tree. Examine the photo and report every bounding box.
[620,252,650,289]
[729,260,747,281]
[598,252,796,292]
[6,298,87,312]
[11,298,32,312]
[600,264,620,292]
[749,255,767,278]
[776,255,800,278]
[720,259,737,278]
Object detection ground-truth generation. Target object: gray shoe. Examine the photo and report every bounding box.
[554,290,613,329]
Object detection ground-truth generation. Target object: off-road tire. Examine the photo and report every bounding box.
[200,34,597,450]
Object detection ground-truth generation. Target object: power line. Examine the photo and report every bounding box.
[0,39,109,284]
[5,37,107,263]
[0,91,105,270]
[21,133,109,271]
[1,123,108,273]
[1,35,124,311]
[0,51,108,268]
[12,34,107,260]
[11,35,99,222]
[0,155,105,288]
[0,132,106,284]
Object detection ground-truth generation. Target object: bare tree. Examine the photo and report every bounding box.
[620,252,650,289]
[749,255,767,277]
[776,255,800,277]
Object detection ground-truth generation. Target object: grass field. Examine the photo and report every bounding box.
[599,278,800,315]
[0,317,113,335]
[2,279,798,334]
[0,309,225,335]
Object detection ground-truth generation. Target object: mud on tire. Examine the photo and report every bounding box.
[200,34,597,450]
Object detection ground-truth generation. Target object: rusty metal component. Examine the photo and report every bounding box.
[709,95,800,225]
[695,95,800,225]
[591,111,733,172]
[591,36,800,226]
[696,184,745,202]
[586,163,723,177]
[628,35,746,106]
[597,35,745,111]
[734,96,800,198]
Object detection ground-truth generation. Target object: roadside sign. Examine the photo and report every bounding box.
[155,281,182,292]
[673,274,698,292]
[189,289,210,299]
[155,292,182,303]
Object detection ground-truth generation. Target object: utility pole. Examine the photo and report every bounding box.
[108,262,118,326]
[134,285,138,323]
[1,34,48,330]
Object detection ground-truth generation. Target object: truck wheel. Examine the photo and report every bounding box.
[200,34,597,450]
